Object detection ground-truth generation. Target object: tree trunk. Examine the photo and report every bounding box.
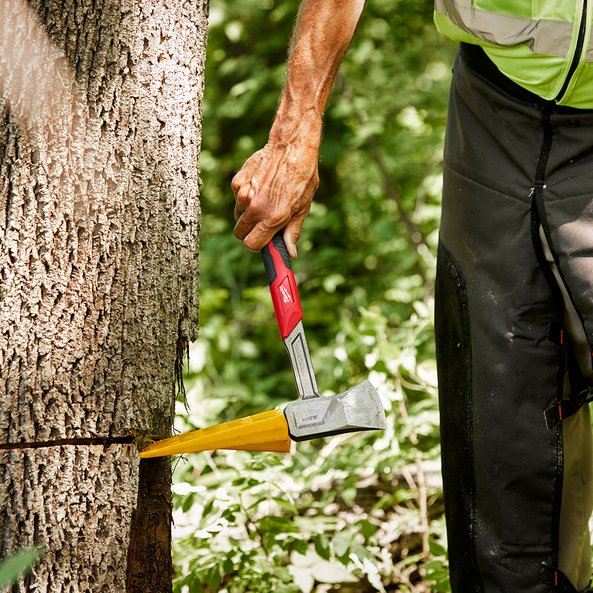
[0,0,207,589]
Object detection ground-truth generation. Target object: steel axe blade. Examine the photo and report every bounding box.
[284,379,385,441]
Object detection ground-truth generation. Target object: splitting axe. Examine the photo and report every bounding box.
[139,232,385,458]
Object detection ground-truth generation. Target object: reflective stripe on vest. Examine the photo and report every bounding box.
[434,0,573,57]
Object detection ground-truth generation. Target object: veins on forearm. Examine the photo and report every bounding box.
[272,0,366,138]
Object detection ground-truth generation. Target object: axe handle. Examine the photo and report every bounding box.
[261,231,304,340]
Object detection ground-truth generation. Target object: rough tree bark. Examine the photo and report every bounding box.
[0,0,207,590]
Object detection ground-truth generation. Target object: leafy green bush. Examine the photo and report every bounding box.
[172,0,456,590]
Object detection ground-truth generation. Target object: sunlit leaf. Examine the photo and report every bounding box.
[332,534,351,560]
[429,537,448,557]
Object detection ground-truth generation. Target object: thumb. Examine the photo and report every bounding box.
[282,218,304,259]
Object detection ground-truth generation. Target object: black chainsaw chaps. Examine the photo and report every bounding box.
[436,221,563,593]
[435,45,569,593]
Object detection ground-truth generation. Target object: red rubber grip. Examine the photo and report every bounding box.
[267,241,303,339]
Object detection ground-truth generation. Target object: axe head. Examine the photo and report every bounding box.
[137,381,386,458]
[284,379,386,442]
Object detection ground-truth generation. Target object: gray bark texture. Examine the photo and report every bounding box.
[0,0,208,589]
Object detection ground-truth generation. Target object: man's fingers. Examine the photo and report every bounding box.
[233,180,256,223]
[234,187,272,241]
[235,182,312,252]
[240,216,290,253]
[233,204,273,245]
[238,213,305,258]
[230,172,242,197]
[283,234,297,260]
[232,149,265,186]
[231,141,318,253]
[241,226,276,253]
[234,208,256,241]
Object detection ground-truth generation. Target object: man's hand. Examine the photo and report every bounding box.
[231,0,366,257]
[232,123,320,259]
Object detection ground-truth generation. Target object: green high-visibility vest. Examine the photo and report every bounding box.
[434,0,593,108]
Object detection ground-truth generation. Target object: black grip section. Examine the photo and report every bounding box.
[261,230,292,286]
[271,231,292,269]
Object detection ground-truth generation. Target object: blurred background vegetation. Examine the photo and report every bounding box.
[172,0,457,591]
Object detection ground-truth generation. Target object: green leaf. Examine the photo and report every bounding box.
[273,497,298,515]
[223,553,234,574]
[221,508,236,521]
[341,486,357,507]
[399,552,424,566]
[350,542,372,563]
[422,560,444,571]
[173,573,203,593]
[240,551,256,567]
[272,565,292,582]
[257,515,295,535]
[361,557,386,593]
[275,582,301,593]
[426,569,449,581]
[181,492,196,513]
[202,498,215,519]
[310,561,358,584]
[247,496,269,511]
[432,578,452,592]
[332,534,351,563]
[360,520,378,540]
[206,564,221,591]
[293,516,339,533]
[0,547,45,589]
[191,575,205,593]
[314,534,330,561]
[429,537,448,558]
[293,538,308,555]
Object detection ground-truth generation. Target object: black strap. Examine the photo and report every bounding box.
[544,387,593,429]
[545,327,592,429]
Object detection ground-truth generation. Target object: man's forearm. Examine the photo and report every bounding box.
[271,0,366,146]
[232,0,366,256]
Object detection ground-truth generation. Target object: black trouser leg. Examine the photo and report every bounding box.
[437,47,593,593]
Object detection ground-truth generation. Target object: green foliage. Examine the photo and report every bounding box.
[424,538,451,592]
[173,0,457,591]
[0,547,45,591]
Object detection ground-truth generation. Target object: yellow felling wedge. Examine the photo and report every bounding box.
[138,407,292,458]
